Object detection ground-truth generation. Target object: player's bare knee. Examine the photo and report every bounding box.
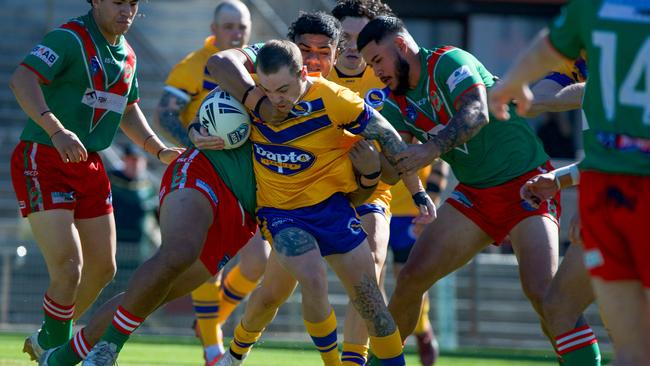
[52,259,83,289]
[395,264,430,296]
[298,271,328,295]
[522,282,547,312]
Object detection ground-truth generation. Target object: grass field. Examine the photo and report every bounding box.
[0,333,603,365]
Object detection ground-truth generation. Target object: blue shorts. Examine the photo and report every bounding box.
[258,193,367,257]
[355,203,389,218]
[388,216,417,263]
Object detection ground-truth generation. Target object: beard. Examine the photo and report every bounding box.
[392,53,411,96]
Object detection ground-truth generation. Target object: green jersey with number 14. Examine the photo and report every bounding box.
[549,0,650,175]
[380,47,548,188]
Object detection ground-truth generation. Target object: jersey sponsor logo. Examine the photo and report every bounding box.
[81,88,128,114]
[253,143,315,175]
[290,101,313,117]
[347,217,363,235]
[364,88,387,108]
[123,62,134,84]
[51,191,76,204]
[405,103,418,122]
[90,56,102,76]
[446,65,472,93]
[30,45,59,67]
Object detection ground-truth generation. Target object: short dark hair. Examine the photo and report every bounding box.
[331,0,394,21]
[257,40,303,76]
[357,16,404,52]
[287,11,341,46]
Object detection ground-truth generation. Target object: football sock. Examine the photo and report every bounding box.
[98,305,144,353]
[342,342,369,366]
[191,280,223,348]
[304,309,341,366]
[39,294,74,349]
[217,264,258,324]
[47,328,92,365]
[229,322,262,359]
[555,325,601,366]
[370,329,405,366]
[414,295,431,335]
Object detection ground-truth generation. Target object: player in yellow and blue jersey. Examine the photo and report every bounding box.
[205,38,434,366]
[152,3,271,364]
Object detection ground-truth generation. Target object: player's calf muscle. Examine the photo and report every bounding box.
[352,274,396,336]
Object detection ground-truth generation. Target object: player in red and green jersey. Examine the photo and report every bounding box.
[490,1,650,364]
[356,16,603,365]
[8,0,181,363]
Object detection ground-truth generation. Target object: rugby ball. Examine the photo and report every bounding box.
[198,88,251,149]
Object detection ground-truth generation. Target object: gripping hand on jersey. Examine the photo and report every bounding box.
[187,120,226,150]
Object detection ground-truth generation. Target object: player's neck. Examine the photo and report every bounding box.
[334,63,366,77]
[91,11,121,45]
[409,51,422,89]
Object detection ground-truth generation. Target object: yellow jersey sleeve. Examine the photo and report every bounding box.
[543,53,588,87]
[322,79,373,134]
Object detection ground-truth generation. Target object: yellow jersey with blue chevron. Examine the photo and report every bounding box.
[543,51,587,87]
[327,66,393,210]
[164,36,222,127]
[252,74,373,210]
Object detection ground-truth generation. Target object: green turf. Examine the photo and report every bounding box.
[0,332,590,365]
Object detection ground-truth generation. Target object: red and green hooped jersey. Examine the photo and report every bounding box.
[20,12,139,152]
[380,46,549,188]
[549,0,650,175]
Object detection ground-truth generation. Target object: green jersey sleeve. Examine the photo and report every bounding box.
[239,42,264,71]
[21,29,74,83]
[127,69,140,104]
[434,49,488,110]
[380,99,410,133]
[548,0,585,59]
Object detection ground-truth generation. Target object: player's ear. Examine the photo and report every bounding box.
[299,65,308,80]
[210,22,218,36]
[394,35,407,54]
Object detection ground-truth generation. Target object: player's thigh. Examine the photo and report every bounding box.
[159,188,214,261]
[592,278,650,352]
[360,211,390,273]
[250,250,298,307]
[545,243,594,312]
[75,213,117,270]
[165,259,214,302]
[326,239,380,299]
[510,215,559,302]
[237,229,271,279]
[398,204,492,290]
[28,209,83,273]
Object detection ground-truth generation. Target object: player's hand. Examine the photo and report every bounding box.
[412,191,436,224]
[188,125,226,150]
[520,172,558,209]
[568,213,582,244]
[395,143,439,175]
[349,140,380,176]
[488,80,533,120]
[157,147,185,165]
[51,129,88,163]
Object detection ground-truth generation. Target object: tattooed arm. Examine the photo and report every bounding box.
[153,88,191,147]
[395,86,489,173]
[360,110,436,223]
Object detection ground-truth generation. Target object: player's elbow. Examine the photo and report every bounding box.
[9,66,30,95]
[206,53,231,80]
[474,108,490,128]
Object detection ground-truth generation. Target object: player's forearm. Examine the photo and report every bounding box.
[526,80,585,117]
[121,103,168,157]
[426,161,449,206]
[9,65,64,136]
[500,29,567,88]
[424,87,489,158]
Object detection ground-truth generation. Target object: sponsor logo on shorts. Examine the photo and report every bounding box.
[30,45,59,67]
[18,201,26,209]
[159,186,166,202]
[520,199,537,212]
[446,65,472,93]
[23,170,38,177]
[51,191,76,204]
[270,217,295,228]
[106,192,112,205]
[583,248,604,270]
[196,179,219,206]
[450,190,473,208]
[254,143,315,175]
[347,217,363,235]
[364,88,386,108]
[217,254,231,272]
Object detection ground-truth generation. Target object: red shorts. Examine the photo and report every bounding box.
[159,148,257,275]
[580,171,650,287]
[447,161,561,243]
[10,141,112,219]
